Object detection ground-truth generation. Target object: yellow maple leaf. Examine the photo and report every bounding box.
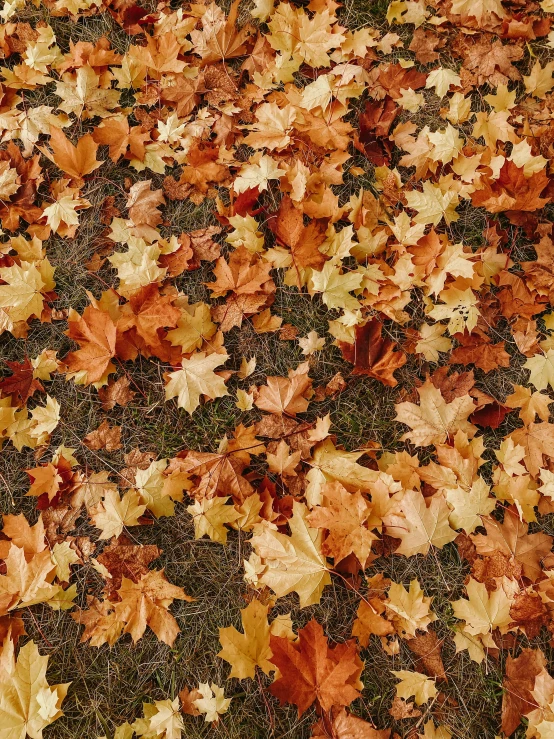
[193,683,231,723]
[187,496,241,544]
[0,262,45,323]
[452,577,516,637]
[167,302,216,353]
[384,489,457,557]
[217,598,275,679]
[55,65,120,118]
[250,501,331,607]
[309,262,363,310]
[395,379,476,447]
[445,477,496,534]
[405,181,459,225]
[524,60,554,99]
[392,670,437,705]
[90,488,146,540]
[525,349,554,392]
[0,639,70,739]
[164,352,229,414]
[386,579,436,639]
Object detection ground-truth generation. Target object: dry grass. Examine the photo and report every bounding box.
[0,2,548,738]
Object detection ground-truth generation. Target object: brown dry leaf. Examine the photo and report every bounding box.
[269,618,363,716]
[0,356,44,406]
[339,319,406,387]
[96,537,161,597]
[307,482,376,567]
[254,362,313,416]
[501,648,545,735]
[406,630,446,680]
[64,305,117,384]
[98,376,136,411]
[388,696,421,720]
[126,180,165,229]
[449,331,510,373]
[84,419,122,451]
[472,508,552,583]
[311,708,391,738]
[45,126,102,180]
[115,570,193,645]
[179,686,201,717]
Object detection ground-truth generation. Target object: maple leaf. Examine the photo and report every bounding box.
[133,698,184,739]
[187,496,241,544]
[234,155,285,194]
[1,514,46,557]
[166,301,216,354]
[96,538,161,598]
[126,180,165,230]
[250,501,331,607]
[405,182,459,226]
[524,60,554,98]
[206,246,273,298]
[415,323,452,362]
[254,362,312,416]
[118,283,180,350]
[471,509,552,582]
[452,577,516,636]
[193,683,231,723]
[64,305,117,384]
[310,262,364,311]
[384,489,457,557]
[449,331,510,374]
[90,488,146,540]
[84,419,122,451]
[395,379,476,447]
[44,126,102,180]
[307,482,376,567]
[352,598,394,647]
[311,708,391,738]
[0,262,45,324]
[269,618,363,715]
[428,286,480,335]
[0,640,70,739]
[92,116,150,163]
[338,319,406,387]
[55,65,120,118]
[43,193,91,234]
[114,570,193,646]
[98,376,136,411]
[133,459,188,518]
[471,161,549,213]
[165,352,229,414]
[502,648,545,736]
[0,357,44,406]
[269,196,326,272]
[525,349,554,392]
[217,598,275,680]
[445,477,496,534]
[510,422,554,478]
[268,5,344,68]
[505,386,550,428]
[392,670,437,705]
[450,0,505,21]
[386,579,436,639]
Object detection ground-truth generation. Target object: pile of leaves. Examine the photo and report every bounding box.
[4,0,554,736]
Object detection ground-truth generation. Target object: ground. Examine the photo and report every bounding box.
[0,1,550,738]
